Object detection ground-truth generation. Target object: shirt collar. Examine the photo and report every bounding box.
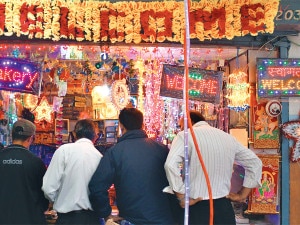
[193,121,210,127]
[75,138,94,144]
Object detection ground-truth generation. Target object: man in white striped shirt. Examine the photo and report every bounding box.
[165,110,262,225]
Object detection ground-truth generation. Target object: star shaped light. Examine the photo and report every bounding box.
[281,120,300,162]
[33,96,53,123]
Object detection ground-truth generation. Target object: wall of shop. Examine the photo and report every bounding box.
[286,34,300,225]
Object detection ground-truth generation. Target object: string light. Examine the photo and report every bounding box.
[33,96,53,122]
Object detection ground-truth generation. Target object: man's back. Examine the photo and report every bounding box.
[0,145,48,224]
[89,130,174,225]
[42,138,102,213]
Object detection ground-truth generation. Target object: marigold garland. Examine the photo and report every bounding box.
[0,0,280,44]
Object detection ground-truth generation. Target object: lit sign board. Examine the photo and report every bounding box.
[257,58,300,98]
[160,64,223,103]
[0,58,40,94]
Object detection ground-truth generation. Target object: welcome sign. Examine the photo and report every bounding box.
[257,58,300,98]
[160,64,223,103]
[0,57,40,94]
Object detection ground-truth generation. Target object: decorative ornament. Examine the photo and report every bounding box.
[23,93,38,110]
[12,48,20,58]
[226,70,250,112]
[281,120,300,162]
[111,79,130,110]
[100,102,119,119]
[265,100,282,117]
[33,96,53,123]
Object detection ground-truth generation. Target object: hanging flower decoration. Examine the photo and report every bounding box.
[281,120,300,162]
[0,0,280,44]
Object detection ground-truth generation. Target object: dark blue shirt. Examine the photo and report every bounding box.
[89,130,174,225]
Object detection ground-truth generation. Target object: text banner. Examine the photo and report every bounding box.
[0,57,40,94]
[160,64,223,103]
[257,58,300,98]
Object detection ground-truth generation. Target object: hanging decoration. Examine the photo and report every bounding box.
[0,57,40,94]
[226,70,250,112]
[143,59,164,139]
[33,96,53,122]
[281,120,300,162]
[23,93,38,110]
[0,0,280,44]
[111,79,130,110]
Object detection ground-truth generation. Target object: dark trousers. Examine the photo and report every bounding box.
[172,197,236,225]
[56,210,100,225]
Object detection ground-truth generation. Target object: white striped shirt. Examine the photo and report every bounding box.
[164,121,262,200]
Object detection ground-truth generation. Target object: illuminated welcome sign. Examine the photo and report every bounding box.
[160,64,223,103]
[0,57,40,94]
[257,58,300,98]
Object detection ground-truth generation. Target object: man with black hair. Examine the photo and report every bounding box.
[165,110,262,225]
[42,119,102,225]
[89,107,174,225]
[0,119,49,224]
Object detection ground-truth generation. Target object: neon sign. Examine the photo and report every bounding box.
[160,64,223,103]
[0,57,40,94]
[257,58,300,98]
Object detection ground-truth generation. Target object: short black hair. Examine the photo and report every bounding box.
[119,108,143,130]
[74,119,96,141]
[189,110,205,124]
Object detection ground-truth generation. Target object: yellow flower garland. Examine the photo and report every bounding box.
[0,0,280,44]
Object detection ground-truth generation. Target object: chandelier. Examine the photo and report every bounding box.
[226,70,250,112]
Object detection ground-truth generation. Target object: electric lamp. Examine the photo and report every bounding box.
[226,70,250,112]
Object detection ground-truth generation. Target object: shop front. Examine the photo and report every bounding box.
[0,0,300,224]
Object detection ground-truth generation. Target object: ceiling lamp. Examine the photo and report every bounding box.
[226,70,250,112]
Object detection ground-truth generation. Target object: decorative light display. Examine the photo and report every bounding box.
[281,120,300,162]
[257,58,300,98]
[226,70,250,112]
[134,59,145,113]
[160,64,223,103]
[33,96,53,122]
[143,59,164,139]
[23,93,38,110]
[111,79,130,110]
[0,57,40,94]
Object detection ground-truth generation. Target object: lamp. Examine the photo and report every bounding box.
[226,70,250,112]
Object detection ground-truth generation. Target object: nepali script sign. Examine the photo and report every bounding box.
[0,58,40,94]
[257,58,300,98]
[160,64,223,103]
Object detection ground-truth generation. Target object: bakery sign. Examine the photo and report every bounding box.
[257,58,300,98]
[0,57,40,94]
[160,64,223,103]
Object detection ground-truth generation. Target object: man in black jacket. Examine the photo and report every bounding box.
[0,119,49,225]
[89,108,174,225]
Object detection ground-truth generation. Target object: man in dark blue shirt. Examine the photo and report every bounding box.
[89,108,174,225]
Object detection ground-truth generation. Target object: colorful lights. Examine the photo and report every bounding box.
[160,65,222,104]
[226,70,250,112]
[257,58,300,98]
[0,58,40,94]
[33,96,53,123]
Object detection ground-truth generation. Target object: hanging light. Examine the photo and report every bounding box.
[226,70,250,112]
